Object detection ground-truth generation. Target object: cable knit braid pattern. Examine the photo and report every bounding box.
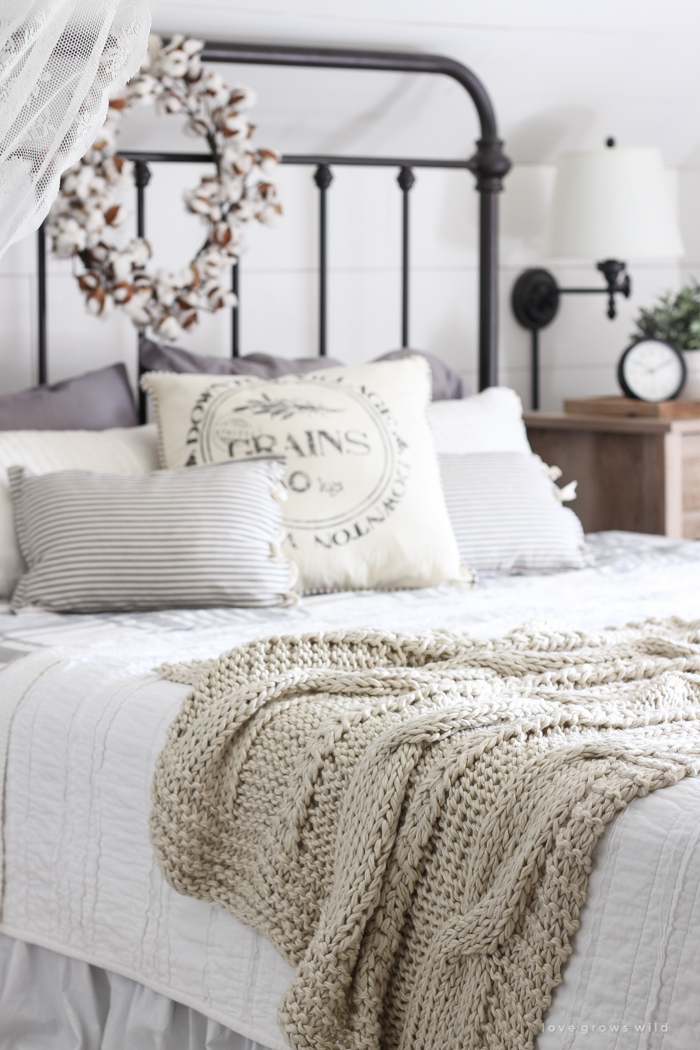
[151,618,700,1050]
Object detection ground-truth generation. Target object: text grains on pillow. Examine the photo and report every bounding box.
[439,451,588,572]
[152,621,700,1050]
[9,460,296,612]
[142,357,463,593]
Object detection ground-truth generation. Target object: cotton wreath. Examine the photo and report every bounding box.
[46,34,281,342]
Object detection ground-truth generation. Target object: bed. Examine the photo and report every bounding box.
[1,37,699,1050]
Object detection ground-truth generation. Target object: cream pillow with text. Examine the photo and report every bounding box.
[142,357,464,593]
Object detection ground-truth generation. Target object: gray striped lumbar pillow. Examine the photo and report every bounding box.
[9,459,298,612]
[439,451,589,573]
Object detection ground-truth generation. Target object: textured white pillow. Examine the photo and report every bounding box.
[0,425,158,598]
[427,387,531,455]
[142,358,464,593]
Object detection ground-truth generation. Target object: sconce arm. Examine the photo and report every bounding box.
[511,260,632,411]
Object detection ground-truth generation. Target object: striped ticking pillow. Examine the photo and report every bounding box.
[439,452,589,574]
[9,459,298,612]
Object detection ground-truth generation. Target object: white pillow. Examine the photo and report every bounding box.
[0,425,158,598]
[427,387,531,455]
[142,358,464,594]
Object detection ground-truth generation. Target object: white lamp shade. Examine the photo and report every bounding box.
[544,146,684,260]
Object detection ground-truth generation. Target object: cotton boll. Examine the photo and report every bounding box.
[154,273,178,307]
[182,38,204,56]
[162,94,183,114]
[111,252,134,281]
[259,202,282,226]
[203,72,230,108]
[128,239,151,267]
[112,282,134,304]
[228,86,257,111]
[160,50,190,79]
[129,74,160,105]
[123,288,152,324]
[232,153,253,176]
[156,315,183,341]
[85,208,105,233]
[54,219,87,256]
[259,153,279,175]
[222,113,248,136]
[187,55,202,80]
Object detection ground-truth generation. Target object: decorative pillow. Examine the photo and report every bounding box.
[0,424,159,600]
[140,337,344,378]
[427,387,531,454]
[374,349,467,400]
[0,364,138,431]
[9,459,296,613]
[142,357,464,593]
[439,452,589,573]
[140,339,467,400]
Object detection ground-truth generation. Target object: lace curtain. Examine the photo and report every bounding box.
[0,0,153,258]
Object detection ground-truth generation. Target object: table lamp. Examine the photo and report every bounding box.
[511,140,684,408]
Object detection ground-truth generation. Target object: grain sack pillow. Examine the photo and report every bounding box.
[0,424,159,599]
[439,451,589,573]
[9,459,297,612]
[142,357,464,593]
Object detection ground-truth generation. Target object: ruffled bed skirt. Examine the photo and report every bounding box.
[0,933,274,1050]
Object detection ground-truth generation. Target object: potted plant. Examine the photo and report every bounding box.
[632,280,700,398]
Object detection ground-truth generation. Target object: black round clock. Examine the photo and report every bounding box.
[617,338,686,402]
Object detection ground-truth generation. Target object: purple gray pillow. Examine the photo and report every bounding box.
[0,364,138,431]
[139,338,344,379]
[139,338,467,399]
[374,349,467,400]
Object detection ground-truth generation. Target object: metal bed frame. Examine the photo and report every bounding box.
[36,41,511,394]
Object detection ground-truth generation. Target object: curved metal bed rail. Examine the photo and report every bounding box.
[200,41,511,389]
[36,41,510,391]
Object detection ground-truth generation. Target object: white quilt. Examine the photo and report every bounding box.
[1,532,700,1049]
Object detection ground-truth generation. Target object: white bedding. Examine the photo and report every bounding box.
[1,531,700,1049]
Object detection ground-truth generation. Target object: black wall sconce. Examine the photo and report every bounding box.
[512,259,631,410]
[511,139,683,410]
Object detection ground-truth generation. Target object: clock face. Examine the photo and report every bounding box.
[618,339,686,402]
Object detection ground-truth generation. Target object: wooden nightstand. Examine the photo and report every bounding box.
[524,411,700,538]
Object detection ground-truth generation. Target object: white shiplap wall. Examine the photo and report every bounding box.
[2,0,698,409]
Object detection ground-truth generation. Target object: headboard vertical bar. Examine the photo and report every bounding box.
[397,167,415,348]
[36,223,47,385]
[314,164,333,356]
[134,160,151,238]
[134,160,151,424]
[231,262,239,356]
[478,188,499,389]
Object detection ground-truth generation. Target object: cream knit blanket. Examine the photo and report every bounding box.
[151,618,700,1050]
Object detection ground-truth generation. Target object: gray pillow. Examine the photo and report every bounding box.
[139,339,467,399]
[139,337,344,379]
[374,349,467,400]
[439,452,588,573]
[0,364,138,430]
[9,458,297,612]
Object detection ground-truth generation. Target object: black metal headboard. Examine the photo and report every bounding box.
[36,41,510,391]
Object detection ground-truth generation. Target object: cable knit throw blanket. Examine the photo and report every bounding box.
[151,618,700,1050]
